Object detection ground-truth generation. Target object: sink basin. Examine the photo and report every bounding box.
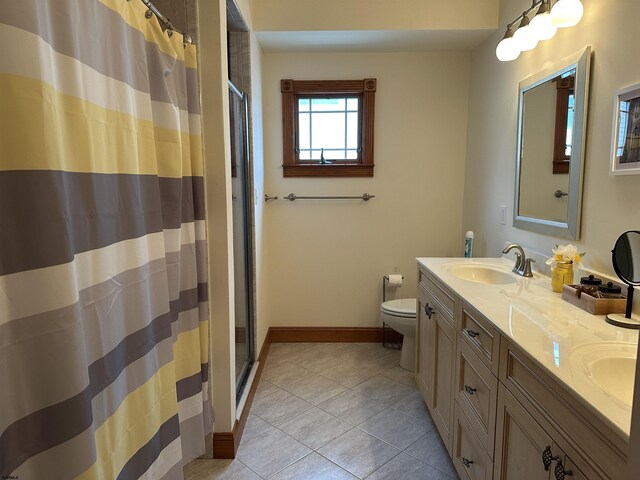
[448,265,517,285]
[570,342,637,407]
[589,357,636,406]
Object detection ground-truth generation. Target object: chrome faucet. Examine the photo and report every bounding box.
[502,243,536,277]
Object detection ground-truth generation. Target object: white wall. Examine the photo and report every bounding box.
[463,0,640,278]
[261,52,470,330]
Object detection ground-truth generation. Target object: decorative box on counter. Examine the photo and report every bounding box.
[561,284,627,315]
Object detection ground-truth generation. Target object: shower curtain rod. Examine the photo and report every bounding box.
[138,0,193,44]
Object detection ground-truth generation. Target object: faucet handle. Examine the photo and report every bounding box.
[512,252,522,273]
[522,258,536,277]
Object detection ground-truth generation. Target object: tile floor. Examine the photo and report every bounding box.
[184,342,459,480]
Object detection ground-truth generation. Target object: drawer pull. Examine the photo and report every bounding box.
[542,446,554,471]
[461,457,474,468]
[554,460,573,480]
[464,328,480,339]
[424,303,435,319]
[464,385,477,395]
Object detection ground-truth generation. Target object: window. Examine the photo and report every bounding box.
[281,79,376,177]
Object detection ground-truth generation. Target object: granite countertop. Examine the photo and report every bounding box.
[417,257,638,440]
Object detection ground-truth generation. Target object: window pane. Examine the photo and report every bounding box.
[299,150,311,160]
[346,98,359,111]
[298,112,310,149]
[347,112,358,149]
[311,112,346,149]
[346,149,358,159]
[311,98,345,112]
[310,149,322,160]
[327,150,346,160]
[298,98,310,112]
[565,94,575,156]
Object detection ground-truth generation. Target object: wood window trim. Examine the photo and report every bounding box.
[281,79,376,177]
[552,76,575,174]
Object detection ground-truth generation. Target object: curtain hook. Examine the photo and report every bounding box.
[145,9,153,19]
[167,29,173,38]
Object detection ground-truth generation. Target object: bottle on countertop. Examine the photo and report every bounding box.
[464,231,474,258]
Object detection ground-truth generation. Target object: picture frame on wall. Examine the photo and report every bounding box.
[611,82,640,175]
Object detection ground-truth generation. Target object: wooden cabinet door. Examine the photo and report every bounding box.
[494,386,554,480]
[416,293,433,408]
[431,308,455,454]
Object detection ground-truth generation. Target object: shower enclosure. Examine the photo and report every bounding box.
[228,80,255,400]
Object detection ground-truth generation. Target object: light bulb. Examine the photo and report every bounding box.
[550,0,584,28]
[496,36,521,61]
[513,24,539,51]
[529,3,558,40]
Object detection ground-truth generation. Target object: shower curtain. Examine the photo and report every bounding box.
[0,0,212,478]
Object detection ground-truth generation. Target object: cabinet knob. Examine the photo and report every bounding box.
[464,385,477,395]
[424,303,435,319]
[464,328,480,338]
[554,460,573,480]
[461,457,474,468]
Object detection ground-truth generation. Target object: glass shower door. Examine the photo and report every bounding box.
[228,81,254,399]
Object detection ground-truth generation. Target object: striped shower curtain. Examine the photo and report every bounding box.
[0,0,212,478]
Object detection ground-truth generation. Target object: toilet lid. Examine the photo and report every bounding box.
[381,298,417,317]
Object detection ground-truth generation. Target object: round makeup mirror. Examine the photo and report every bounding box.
[606,230,640,329]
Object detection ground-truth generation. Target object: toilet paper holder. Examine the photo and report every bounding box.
[382,275,404,302]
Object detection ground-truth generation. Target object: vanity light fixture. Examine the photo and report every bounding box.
[496,0,583,62]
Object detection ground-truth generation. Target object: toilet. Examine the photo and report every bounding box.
[380,298,417,372]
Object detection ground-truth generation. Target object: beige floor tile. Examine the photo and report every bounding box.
[358,408,433,450]
[391,391,433,424]
[365,452,457,480]
[282,373,348,405]
[278,407,353,450]
[295,349,345,373]
[236,429,311,478]
[254,379,282,400]
[380,365,417,386]
[241,413,274,443]
[351,375,416,405]
[263,362,314,388]
[270,452,358,480]
[317,429,401,479]
[183,459,261,480]
[319,362,381,388]
[251,388,313,425]
[404,429,458,478]
[318,390,389,426]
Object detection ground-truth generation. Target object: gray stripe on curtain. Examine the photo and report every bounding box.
[0,171,205,276]
[116,415,181,480]
[0,0,200,113]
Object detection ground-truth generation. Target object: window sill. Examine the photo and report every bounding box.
[283,164,374,178]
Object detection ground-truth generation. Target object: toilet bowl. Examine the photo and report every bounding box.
[380,298,417,372]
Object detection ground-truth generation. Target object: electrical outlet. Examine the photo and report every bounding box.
[499,205,507,225]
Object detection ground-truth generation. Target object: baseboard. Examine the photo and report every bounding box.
[267,326,386,343]
[212,337,271,459]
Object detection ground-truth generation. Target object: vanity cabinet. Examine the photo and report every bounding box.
[416,269,457,454]
[415,263,627,480]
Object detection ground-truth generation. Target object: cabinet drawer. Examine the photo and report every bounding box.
[459,303,500,374]
[456,338,498,456]
[499,341,626,480]
[419,267,456,318]
[453,402,493,480]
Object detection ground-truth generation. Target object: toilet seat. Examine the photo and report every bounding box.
[381,298,416,318]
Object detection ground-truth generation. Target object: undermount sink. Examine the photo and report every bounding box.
[448,264,517,285]
[570,342,637,407]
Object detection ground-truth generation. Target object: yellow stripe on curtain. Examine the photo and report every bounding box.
[75,363,179,480]
[173,328,205,381]
[98,0,198,69]
[0,74,203,178]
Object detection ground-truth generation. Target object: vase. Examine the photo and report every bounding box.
[551,261,574,292]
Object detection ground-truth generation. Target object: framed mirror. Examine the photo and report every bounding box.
[514,46,591,239]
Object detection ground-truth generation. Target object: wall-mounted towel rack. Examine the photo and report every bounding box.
[283,192,375,202]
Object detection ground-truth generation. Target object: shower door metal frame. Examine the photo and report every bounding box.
[229,80,255,401]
